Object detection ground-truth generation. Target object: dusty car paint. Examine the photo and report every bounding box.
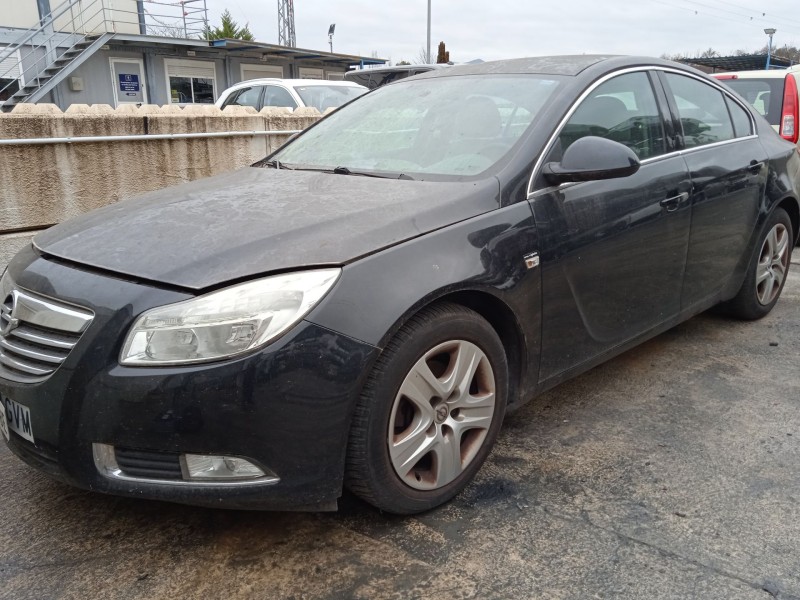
[1,55,798,511]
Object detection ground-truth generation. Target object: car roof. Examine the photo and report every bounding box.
[348,64,447,75]
[713,66,800,79]
[412,55,687,79]
[226,78,364,89]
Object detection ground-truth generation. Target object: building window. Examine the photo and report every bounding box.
[298,67,324,80]
[0,49,23,103]
[164,59,216,104]
[0,79,21,102]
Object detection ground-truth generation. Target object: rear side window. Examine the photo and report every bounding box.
[664,73,734,149]
[720,78,784,126]
[725,96,753,137]
[264,85,298,109]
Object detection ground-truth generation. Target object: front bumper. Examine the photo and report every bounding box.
[1,247,379,510]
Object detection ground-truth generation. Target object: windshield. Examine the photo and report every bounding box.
[293,85,366,111]
[273,75,562,178]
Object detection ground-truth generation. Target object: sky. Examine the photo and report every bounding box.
[203,0,800,63]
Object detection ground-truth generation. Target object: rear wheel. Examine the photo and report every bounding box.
[345,303,508,514]
[722,207,793,320]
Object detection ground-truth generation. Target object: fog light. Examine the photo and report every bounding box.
[182,454,266,480]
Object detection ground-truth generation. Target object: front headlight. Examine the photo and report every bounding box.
[120,269,340,366]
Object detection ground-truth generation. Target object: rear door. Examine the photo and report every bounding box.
[529,70,692,381]
[657,71,767,310]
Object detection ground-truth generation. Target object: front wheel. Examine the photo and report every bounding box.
[345,303,508,514]
[722,207,793,320]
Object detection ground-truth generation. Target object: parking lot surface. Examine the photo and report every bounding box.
[1,255,798,600]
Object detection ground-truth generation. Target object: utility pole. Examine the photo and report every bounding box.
[328,23,335,53]
[278,0,296,47]
[427,0,431,63]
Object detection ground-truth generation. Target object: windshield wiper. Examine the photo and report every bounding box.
[331,166,414,180]
[257,159,294,170]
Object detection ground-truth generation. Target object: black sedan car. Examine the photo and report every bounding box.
[1,56,797,514]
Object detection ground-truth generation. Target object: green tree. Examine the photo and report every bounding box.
[204,9,255,41]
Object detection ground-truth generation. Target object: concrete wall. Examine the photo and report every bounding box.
[0,102,323,269]
[2,1,40,29]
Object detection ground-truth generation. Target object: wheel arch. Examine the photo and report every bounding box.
[777,195,800,244]
[376,288,531,410]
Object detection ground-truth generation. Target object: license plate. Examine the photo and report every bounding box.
[0,402,8,441]
[0,394,34,443]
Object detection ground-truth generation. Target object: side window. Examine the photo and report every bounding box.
[559,72,666,160]
[725,96,753,138]
[223,86,262,109]
[664,73,735,149]
[264,85,298,109]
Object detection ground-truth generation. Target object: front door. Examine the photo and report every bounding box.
[529,70,692,381]
[110,58,148,106]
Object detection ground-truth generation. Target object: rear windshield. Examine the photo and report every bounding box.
[721,78,785,126]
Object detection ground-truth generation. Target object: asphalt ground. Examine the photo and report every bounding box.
[0,254,798,600]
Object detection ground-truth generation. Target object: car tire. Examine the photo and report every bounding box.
[345,302,508,514]
[722,207,793,320]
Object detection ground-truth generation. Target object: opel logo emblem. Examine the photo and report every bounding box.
[435,405,448,423]
[0,293,20,337]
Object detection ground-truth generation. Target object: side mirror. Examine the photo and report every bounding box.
[543,136,640,184]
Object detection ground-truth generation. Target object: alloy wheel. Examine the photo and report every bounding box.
[756,223,789,305]
[387,340,496,490]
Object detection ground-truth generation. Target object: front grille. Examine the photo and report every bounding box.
[115,447,183,480]
[0,284,93,384]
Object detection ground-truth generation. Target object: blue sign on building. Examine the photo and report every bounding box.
[118,74,140,93]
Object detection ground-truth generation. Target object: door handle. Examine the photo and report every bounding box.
[660,192,689,212]
[748,160,764,173]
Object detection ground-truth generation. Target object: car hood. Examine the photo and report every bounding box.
[34,167,500,290]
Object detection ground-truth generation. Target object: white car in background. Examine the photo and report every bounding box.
[713,65,799,145]
[215,78,366,112]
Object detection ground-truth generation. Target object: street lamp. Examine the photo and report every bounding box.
[328,23,335,54]
[765,28,776,70]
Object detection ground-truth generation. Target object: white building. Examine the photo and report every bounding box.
[0,0,385,111]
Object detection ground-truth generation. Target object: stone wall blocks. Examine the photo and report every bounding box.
[113,104,141,114]
[159,105,185,114]
[259,107,293,117]
[64,104,115,114]
[135,104,164,115]
[183,105,221,116]
[293,107,322,118]
[9,103,62,115]
[221,105,258,115]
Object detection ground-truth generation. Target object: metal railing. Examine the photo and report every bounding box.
[0,129,302,146]
[0,0,210,105]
